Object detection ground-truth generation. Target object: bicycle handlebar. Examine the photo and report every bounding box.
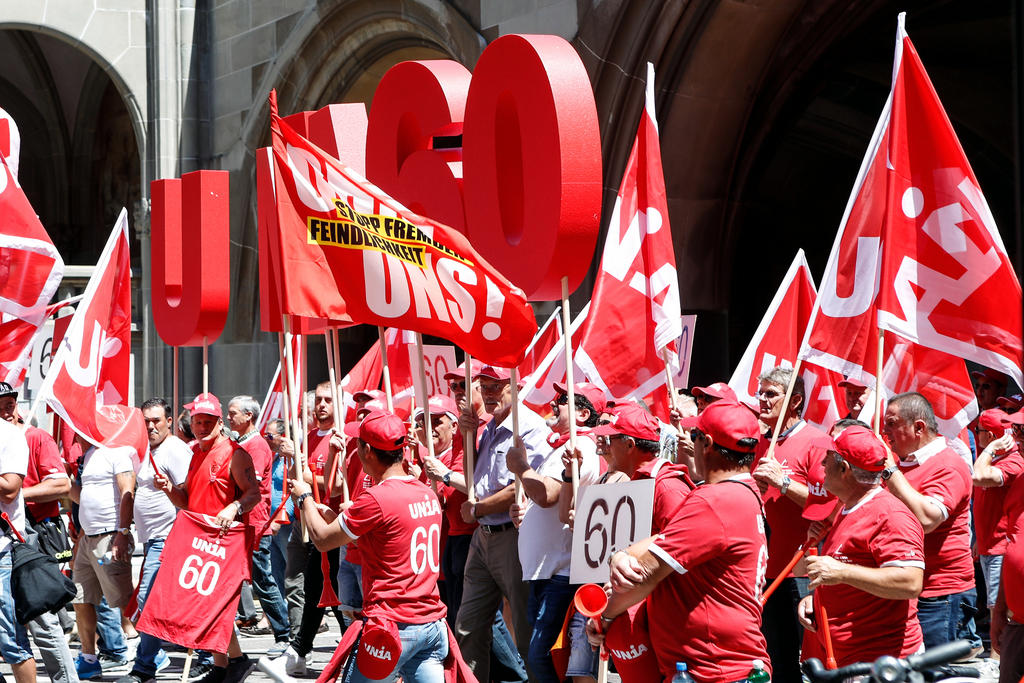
[802,639,974,682]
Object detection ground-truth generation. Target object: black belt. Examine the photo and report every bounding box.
[85,531,115,538]
[480,522,514,535]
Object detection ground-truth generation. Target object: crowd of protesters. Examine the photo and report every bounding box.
[0,360,1023,683]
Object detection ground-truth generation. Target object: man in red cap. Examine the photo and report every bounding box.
[689,382,737,412]
[797,426,925,666]
[972,368,1008,412]
[454,364,550,682]
[992,409,1024,681]
[750,365,833,680]
[154,392,261,683]
[599,400,769,681]
[837,377,869,419]
[881,392,980,653]
[287,409,450,682]
[972,409,1023,625]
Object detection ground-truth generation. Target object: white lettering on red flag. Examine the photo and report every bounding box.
[575,63,682,403]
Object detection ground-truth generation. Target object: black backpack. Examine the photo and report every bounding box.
[0,514,76,623]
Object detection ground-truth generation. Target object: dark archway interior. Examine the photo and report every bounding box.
[715,1,1016,384]
[0,29,140,268]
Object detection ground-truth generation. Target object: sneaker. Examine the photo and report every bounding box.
[116,672,154,683]
[76,656,103,681]
[239,623,272,637]
[187,661,216,682]
[257,646,305,683]
[100,655,131,672]
[266,640,290,658]
[223,655,257,683]
[193,665,227,683]
[155,650,171,673]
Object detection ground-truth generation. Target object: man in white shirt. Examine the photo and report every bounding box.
[70,433,136,680]
[0,418,36,683]
[117,398,192,683]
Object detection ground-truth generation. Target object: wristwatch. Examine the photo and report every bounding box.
[296,492,313,507]
[779,475,792,495]
[117,527,131,536]
[442,471,453,486]
[881,465,897,480]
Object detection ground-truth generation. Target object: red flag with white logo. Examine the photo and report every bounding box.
[798,15,979,439]
[267,92,536,367]
[0,152,65,386]
[730,251,843,430]
[36,211,146,458]
[876,17,1023,387]
[517,309,561,380]
[575,63,682,403]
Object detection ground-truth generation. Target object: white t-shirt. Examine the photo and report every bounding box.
[134,435,192,543]
[518,434,600,580]
[78,445,135,536]
[0,421,28,554]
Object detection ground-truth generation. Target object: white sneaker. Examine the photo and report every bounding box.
[257,646,304,683]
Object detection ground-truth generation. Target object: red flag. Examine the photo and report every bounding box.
[0,152,65,386]
[798,17,978,439]
[37,211,146,458]
[521,304,589,412]
[876,17,1023,387]
[267,92,536,367]
[729,251,843,431]
[517,309,561,379]
[575,63,681,402]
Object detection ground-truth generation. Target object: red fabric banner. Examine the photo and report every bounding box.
[267,91,537,367]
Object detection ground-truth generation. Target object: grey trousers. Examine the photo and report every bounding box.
[454,526,530,683]
[285,524,306,639]
[27,610,79,683]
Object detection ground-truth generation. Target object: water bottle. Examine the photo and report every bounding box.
[746,659,770,682]
[96,550,113,566]
[671,662,695,683]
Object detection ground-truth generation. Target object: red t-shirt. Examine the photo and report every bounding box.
[753,421,832,578]
[894,444,974,597]
[974,448,1024,555]
[632,458,694,534]
[239,434,273,539]
[186,439,237,517]
[817,487,925,665]
[23,426,67,520]
[137,511,251,653]
[339,476,447,624]
[436,441,476,537]
[647,475,770,682]
[307,428,339,505]
[1003,476,1024,618]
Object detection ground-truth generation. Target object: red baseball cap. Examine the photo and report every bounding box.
[352,389,385,403]
[344,410,408,451]
[552,382,607,415]
[593,404,661,441]
[978,408,1009,434]
[997,394,1024,411]
[443,359,485,382]
[185,393,221,418]
[690,382,737,403]
[357,398,388,417]
[356,617,402,679]
[695,400,759,452]
[1001,410,1024,427]
[837,377,868,390]
[475,365,511,382]
[971,368,1008,386]
[413,394,459,422]
[832,425,887,472]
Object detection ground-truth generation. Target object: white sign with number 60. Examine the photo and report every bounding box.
[570,479,655,584]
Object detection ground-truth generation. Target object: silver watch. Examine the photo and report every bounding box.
[780,475,792,495]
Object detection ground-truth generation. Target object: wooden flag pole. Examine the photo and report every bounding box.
[560,276,580,504]
[324,327,350,502]
[281,319,307,542]
[874,329,885,435]
[378,326,394,411]
[202,336,209,395]
[463,354,477,504]
[414,333,438,493]
[764,359,803,464]
[661,348,678,413]
[510,367,523,505]
[172,346,179,426]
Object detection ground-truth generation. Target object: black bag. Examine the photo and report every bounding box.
[27,514,72,563]
[0,516,76,623]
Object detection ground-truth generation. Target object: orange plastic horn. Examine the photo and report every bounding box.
[574,583,608,618]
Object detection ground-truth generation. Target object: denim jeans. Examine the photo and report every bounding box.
[918,588,982,650]
[24,610,77,683]
[980,555,1003,609]
[134,538,166,676]
[337,546,363,614]
[0,548,33,664]
[251,534,290,640]
[96,597,127,659]
[343,619,449,683]
[526,575,576,683]
[490,608,528,683]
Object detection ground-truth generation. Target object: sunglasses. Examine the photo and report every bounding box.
[757,389,781,399]
[449,381,466,391]
[690,428,706,442]
[551,395,569,406]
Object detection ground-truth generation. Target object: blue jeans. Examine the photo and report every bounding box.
[96,597,127,659]
[270,525,288,596]
[252,535,290,641]
[918,588,982,650]
[0,549,33,664]
[491,608,528,683]
[337,547,363,614]
[134,538,166,676]
[343,619,449,683]
[526,575,576,683]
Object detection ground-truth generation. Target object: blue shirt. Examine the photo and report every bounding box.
[472,404,551,525]
[271,453,295,521]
